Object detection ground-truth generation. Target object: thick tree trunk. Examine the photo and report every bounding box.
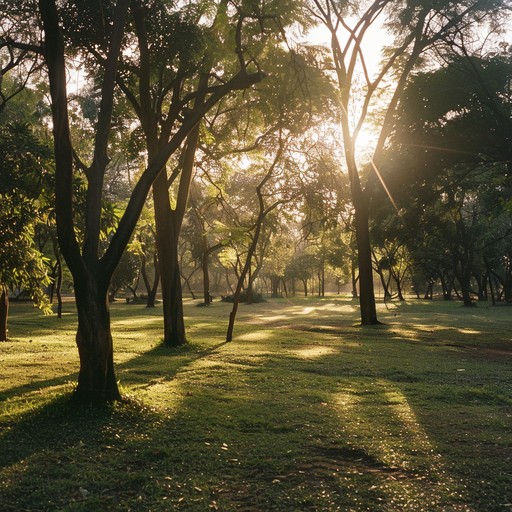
[458,268,474,307]
[439,272,453,300]
[51,235,63,318]
[353,195,379,324]
[0,286,8,341]
[152,170,187,346]
[73,277,121,403]
[271,275,280,298]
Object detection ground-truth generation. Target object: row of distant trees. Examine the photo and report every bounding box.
[1,0,511,403]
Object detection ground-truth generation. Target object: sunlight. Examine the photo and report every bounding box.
[355,126,379,162]
[458,328,481,335]
[237,330,272,342]
[251,315,289,324]
[295,306,316,315]
[293,346,337,359]
[332,381,473,509]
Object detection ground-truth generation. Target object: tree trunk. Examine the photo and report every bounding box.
[56,257,63,318]
[375,264,392,301]
[152,169,187,346]
[141,252,159,308]
[73,277,121,404]
[281,278,288,298]
[0,286,8,341]
[484,257,496,306]
[246,266,254,304]
[423,281,433,300]
[320,252,325,297]
[351,261,359,299]
[271,275,280,298]
[353,194,379,324]
[202,240,211,306]
[394,273,405,301]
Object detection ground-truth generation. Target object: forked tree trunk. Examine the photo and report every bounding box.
[0,286,8,341]
[73,276,121,403]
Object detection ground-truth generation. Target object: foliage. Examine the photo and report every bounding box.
[375,51,512,302]
[0,122,52,313]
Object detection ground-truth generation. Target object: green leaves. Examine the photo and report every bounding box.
[0,122,53,313]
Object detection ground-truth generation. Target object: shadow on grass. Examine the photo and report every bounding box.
[2,298,512,510]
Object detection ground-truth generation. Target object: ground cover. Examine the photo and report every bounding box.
[0,297,511,511]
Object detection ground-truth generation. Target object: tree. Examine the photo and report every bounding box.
[225,131,293,341]
[379,48,512,304]
[0,122,52,340]
[19,0,270,403]
[104,0,298,347]
[306,0,508,324]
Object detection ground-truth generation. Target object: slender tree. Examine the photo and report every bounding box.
[307,0,508,324]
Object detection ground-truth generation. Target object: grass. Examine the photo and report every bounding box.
[1,296,511,511]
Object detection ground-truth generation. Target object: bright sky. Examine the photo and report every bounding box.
[291,12,395,161]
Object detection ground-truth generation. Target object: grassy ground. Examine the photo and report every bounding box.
[0,296,511,511]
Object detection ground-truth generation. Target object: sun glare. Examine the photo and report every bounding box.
[354,125,378,161]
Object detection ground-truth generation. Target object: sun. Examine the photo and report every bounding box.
[354,124,379,162]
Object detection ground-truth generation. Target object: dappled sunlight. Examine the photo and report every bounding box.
[330,380,473,509]
[249,314,289,324]
[111,316,161,328]
[237,330,273,342]
[388,326,423,342]
[293,346,337,359]
[457,328,482,335]
[132,378,185,411]
[295,306,316,315]
[189,322,219,329]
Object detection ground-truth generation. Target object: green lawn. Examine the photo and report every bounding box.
[1,297,511,511]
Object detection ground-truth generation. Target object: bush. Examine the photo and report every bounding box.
[221,291,265,303]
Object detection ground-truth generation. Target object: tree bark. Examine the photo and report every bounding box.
[353,189,379,323]
[73,275,121,403]
[152,182,187,345]
[302,279,308,297]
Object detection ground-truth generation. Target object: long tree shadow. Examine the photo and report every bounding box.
[0,341,230,470]
[2,298,512,510]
